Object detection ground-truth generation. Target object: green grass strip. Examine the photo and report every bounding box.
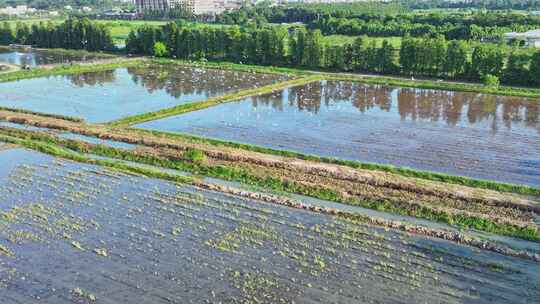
[107,75,322,127]
[1,128,538,242]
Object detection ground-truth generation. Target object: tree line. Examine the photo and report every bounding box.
[309,15,538,41]
[401,0,540,10]
[0,18,113,51]
[215,1,406,25]
[216,3,540,27]
[217,4,540,41]
[0,0,130,10]
[125,22,540,87]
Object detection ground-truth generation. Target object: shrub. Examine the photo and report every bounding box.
[184,148,206,164]
[153,42,169,58]
[482,74,500,88]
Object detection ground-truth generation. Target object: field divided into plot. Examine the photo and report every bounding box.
[0,64,290,123]
[0,147,539,304]
[136,80,540,187]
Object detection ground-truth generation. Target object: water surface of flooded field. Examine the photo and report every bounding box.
[0,65,290,123]
[0,48,110,67]
[0,148,538,303]
[137,81,540,186]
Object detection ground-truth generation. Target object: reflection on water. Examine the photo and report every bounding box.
[0,48,108,66]
[252,81,540,133]
[137,80,540,186]
[62,65,291,99]
[126,65,290,98]
[66,70,117,87]
[0,65,290,123]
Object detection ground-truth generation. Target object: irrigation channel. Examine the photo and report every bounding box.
[0,58,539,303]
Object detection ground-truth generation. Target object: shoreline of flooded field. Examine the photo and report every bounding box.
[137,80,540,187]
[1,148,539,304]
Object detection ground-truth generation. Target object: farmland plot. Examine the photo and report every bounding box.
[0,147,539,304]
[0,65,290,123]
[137,80,540,186]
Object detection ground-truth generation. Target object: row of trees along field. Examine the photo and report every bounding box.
[0,18,114,51]
[125,23,540,87]
[401,0,540,10]
[0,0,130,10]
[216,3,540,41]
[309,15,539,41]
[215,1,407,24]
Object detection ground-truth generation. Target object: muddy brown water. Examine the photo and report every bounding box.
[0,148,539,303]
[137,80,540,187]
[0,65,290,123]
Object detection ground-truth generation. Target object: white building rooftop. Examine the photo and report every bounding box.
[505,29,540,39]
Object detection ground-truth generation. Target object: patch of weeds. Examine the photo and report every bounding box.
[184,148,206,164]
[72,287,97,302]
[0,244,14,257]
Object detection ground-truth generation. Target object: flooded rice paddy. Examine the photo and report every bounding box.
[0,65,289,123]
[0,148,539,303]
[0,48,110,67]
[137,80,540,187]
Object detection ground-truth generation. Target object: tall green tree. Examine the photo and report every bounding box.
[470,44,505,79]
[530,52,540,86]
[503,52,531,85]
[0,22,14,45]
[351,36,368,71]
[399,36,417,75]
[289,27,306,66]
[303,29,324,68]
[444,40,469,78]
[377,40,396,74]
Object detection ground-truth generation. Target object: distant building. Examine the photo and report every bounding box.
[135,0,172,13]
[0,5,37,16]
[505,29,540,48]
[134,0,239,15]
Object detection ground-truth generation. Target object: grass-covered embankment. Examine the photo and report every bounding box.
[0,106,83,123]
[127,127,540,197]
[107,75,322,127]
[1,126,538,242]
